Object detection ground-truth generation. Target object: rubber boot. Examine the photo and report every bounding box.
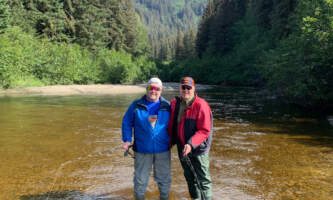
[134,196,145,200]
[192,197,212,200]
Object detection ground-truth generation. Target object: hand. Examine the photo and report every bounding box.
[182,144,192,156]
[122,142,131,150]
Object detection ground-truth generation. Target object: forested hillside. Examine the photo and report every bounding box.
[7,0,151,54]
[0,0,156,88]
[0,0,332,108]
[133,0,207,59]
[160,0,333,107]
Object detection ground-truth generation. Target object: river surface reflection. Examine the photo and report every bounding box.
[0,87,332,200]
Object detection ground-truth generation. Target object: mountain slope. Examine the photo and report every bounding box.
[132,0,207,58]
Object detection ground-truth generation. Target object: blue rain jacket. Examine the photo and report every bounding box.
[122,95,170,153]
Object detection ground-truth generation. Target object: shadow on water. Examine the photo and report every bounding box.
[248,119,333,149]
[292,137,333,149]
[202,86,333,143]
[20,190,124,200]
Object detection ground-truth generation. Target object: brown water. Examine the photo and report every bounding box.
[0,88,332,200]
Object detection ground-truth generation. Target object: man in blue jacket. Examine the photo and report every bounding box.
[122,77,171,200]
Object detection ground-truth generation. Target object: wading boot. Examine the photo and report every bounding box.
[134,196,145,200]
[192,197,212,200]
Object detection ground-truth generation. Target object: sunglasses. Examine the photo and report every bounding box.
[181,85,192,90]
[147,85,161,91]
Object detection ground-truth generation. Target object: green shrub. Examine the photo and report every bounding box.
[258,0,333,105]
[0,26,156,88]
[33,42,98,85]
[134,56,158,82]
[96,49,140,84]
[0,27,38,88]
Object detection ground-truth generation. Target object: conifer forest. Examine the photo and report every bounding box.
[0,0,332,108]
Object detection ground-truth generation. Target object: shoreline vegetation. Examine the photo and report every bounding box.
[0,0,332,107]
[0,83,215,97]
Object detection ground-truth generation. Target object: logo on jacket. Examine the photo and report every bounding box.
[148,115,158,128]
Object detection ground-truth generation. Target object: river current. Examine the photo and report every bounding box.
[0,87,332,200]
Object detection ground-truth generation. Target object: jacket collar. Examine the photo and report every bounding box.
[137,95,169,110]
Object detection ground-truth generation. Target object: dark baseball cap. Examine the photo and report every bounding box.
[180,77,195,87]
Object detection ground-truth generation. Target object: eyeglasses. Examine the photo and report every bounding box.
[181,85,192,90]
[147,85,161,91]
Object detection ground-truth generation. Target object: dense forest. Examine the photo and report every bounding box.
[0,0,332,107]
[133,0,207,59]
[161,0,333,107]
[0,0,156,87]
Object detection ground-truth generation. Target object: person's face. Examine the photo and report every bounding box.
[180,84,195,101]
[146,83,162,102]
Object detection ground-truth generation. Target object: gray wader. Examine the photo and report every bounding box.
[134,151,171,200]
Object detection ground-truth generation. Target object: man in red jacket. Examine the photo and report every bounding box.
[168,77,212,200]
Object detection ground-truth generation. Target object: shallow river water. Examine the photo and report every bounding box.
[0,87,332,200]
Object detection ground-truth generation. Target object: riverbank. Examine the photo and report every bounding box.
[0,83,214,96]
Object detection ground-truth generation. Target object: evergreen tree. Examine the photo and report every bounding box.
[256,0,274,28]
[0,0,9,33]
[134,14,151,57]
[35,0,71,42]
[175,28,185,60]
[159,38,176,61]
[196,0,215,57]
[6,0,143,53]
[183,28,196,57]
[119,0,139,54]
[6,0,31,32]
[271,0,297,39]
[260,0,333,105]
[63,0,75,37]
[133,0,207,58]
[70,1,106,50]
[159,41,170,61]
[205,0,248,54]
[72,0,139,53]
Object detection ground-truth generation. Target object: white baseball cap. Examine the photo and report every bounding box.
[147,77,162,87]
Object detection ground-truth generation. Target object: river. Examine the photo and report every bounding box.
[0,87,332,200]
